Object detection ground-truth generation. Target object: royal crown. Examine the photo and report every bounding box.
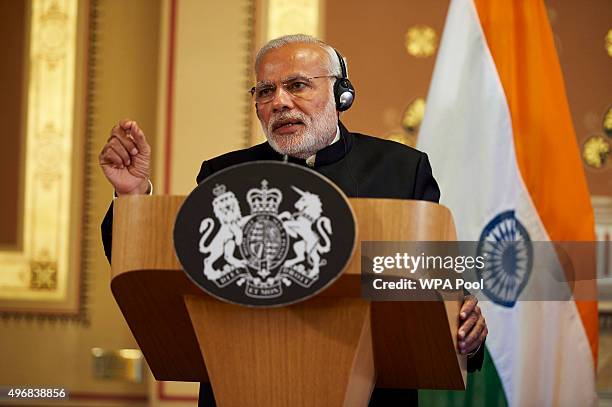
[247,180,282,214]
[211,184,238,207]
[212,184,228,197]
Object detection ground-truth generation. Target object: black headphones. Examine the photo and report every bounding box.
[333,49,355,112]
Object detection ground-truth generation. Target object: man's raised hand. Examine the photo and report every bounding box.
[99,119,151,195]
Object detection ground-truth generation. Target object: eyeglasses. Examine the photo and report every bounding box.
[250,75,336,104]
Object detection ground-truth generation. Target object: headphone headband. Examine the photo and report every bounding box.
[334,49,348,79]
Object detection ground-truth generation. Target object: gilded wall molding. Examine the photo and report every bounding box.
[265,0,322,40]
[0,0,85,318]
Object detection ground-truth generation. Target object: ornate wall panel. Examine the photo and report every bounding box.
[266,0,322,40]
[0,0,83,316]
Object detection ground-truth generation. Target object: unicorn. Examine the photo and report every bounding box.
[280,186,332,278]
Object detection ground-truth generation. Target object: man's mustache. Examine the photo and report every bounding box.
[268,112,308,132]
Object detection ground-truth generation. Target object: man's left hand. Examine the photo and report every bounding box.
[458,295,487,355]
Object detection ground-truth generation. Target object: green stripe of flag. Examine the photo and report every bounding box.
[419,348,508,407]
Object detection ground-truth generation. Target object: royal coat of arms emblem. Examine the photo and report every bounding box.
[174,162,355,307]
[199,179,333,299]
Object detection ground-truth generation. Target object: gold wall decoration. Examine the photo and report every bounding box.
[30,256,58,290]
[265,0,322,40]
[402,97,426,133]
[383,98,426,148]
[405,25,437,57]
[582,135,610,169]
[0,0,78,307]
[606,29,612,57]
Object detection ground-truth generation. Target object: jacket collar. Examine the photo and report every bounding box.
[263,121,353,168]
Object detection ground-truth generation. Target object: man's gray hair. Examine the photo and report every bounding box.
[255,34,346,78]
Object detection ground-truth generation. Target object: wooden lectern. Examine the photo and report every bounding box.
[111,196,466,406]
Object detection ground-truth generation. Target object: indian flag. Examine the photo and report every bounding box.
[417,0,598,405]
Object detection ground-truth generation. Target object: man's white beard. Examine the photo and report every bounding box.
[262,97,337,160]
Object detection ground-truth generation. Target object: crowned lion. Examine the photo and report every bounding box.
[199,186,249,280]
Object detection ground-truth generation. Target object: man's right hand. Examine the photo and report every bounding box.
[99,119,152,195]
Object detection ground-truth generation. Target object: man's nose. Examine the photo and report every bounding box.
[270,86,294,112]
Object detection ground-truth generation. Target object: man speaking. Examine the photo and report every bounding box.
[99,34,487,406]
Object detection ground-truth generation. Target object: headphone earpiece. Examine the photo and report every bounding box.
[333,49,355,112]
[334,77,355,112]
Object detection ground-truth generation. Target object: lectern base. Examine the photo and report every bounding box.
[184,296,375,407]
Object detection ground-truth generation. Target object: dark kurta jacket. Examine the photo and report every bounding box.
[101,122,484,406]
[101,122,440,258]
